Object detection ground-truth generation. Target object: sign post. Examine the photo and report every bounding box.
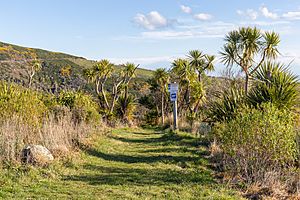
[168,83,179,130]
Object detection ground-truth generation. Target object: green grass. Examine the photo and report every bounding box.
[0,128,243,199]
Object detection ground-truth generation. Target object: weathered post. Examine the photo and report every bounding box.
[173,98,178,130]
[168,82,179,130]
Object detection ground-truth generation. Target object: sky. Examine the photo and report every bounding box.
[1,0,300,75]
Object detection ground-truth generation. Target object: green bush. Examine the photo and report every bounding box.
[56,91,100,123]
[214,103,298,183]
[0,82,48,124]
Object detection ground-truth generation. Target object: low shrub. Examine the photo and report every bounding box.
[214,103,298,183]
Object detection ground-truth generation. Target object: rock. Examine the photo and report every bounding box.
[21,145,54,165]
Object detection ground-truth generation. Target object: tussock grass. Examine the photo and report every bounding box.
[0,114,96,164]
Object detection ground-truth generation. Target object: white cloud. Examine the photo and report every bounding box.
[240,20,290,26]
[260,6,278,19]
[140,30,222,40]
[237,9,258,20]
[109,56,176,66]
[194,13,212,21]
[282,11,300,20]
[180,5,192,14]
[139,21,236,40]
[134,11,170,30]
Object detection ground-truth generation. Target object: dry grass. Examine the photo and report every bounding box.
[0,114,99,164]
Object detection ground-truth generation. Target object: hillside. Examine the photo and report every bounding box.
[0,41,153,93]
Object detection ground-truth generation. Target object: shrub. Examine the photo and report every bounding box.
[56,91,100,123]
[214,103,298,183]
[116,94,136,123]
[0,81,48,125]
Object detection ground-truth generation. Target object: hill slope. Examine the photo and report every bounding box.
[0,41,153,93]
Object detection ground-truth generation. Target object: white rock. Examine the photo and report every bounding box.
[21,145,54,165]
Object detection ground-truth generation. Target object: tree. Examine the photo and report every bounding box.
[109,63,139,115]
[220,27,280,94]
[170,51,215,127]
[119,63,139,118]
[153,68,170,125]
[171,59,194,112]
[83,60,139,119]
[27,59,41,87]
[188,50,215,82]
[83,59,114,110]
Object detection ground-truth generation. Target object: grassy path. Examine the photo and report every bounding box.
[0,128,243,199]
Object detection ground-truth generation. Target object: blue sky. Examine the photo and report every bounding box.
[1,0,300,74]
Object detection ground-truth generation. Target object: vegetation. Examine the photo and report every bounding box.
[1,26,300,199]
[153,68,170,125]
[220,27,280,94]
[0,128,242,199]
[214,104,298,183]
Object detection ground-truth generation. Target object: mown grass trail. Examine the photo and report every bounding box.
[0,128,243,199]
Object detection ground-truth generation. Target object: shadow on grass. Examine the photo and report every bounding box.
[70,129,214,187]
[109,132,209,147]
[64,164,214,186]
[139,147,210,157]
[85,147,199,164]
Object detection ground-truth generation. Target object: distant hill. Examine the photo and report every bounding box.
[0,41,153,93]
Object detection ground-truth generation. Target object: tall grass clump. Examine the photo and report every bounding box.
[0,114,96,164]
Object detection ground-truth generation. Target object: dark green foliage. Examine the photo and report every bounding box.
[116,94,136,122]
[248,62,298,109]
[209,62,298,122]
[208,86,245,122]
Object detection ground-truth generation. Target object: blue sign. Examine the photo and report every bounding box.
[170,92,177,102]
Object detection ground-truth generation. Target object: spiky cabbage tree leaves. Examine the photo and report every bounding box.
[83,59,114,110]
[209,86,245,122]
[188,50,215,81]
[117,94,136,122]
[83,60,139,119]
[248,62,298,109]
[209,62,298,122]
[220,27,280,94]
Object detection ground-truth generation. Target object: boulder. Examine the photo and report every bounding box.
[21,145,54,165]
